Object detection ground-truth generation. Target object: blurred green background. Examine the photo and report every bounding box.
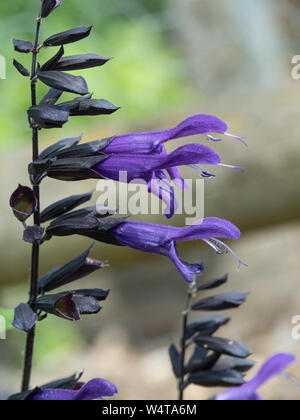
[0,0,194,149]
[1,0,300,400]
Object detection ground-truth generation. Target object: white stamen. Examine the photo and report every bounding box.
[218,163,246,174]
[224,132,248,147]
[210,238,248,270]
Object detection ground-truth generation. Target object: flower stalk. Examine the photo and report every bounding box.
[178,284,194,400]
[21,8,43,393]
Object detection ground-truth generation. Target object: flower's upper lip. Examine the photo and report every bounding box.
[101,114,230,155]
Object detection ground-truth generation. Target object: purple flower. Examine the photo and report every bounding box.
[93,143,221,218]
[216,353,296,401]
[29,378,118,400]
[91,115,245,218]
[111,217,243,283]
[101,114,245,155]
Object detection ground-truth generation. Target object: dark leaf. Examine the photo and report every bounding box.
[45,155,109,181]
[38,71,89,95]
[47,53,111,71]
[9,184,37,223]
[72,296,101,315]
[39,135,81,160]
[13,59,30,77]
[23,225,45,244]
[45,206,117,228]
[57,93,93,112]
[41,46,64,72]
[197,275,228,291]
[13,38,33,53]
[69,289,109,302]
[53,137,114,159]
[40,190,94,223]
[186,347,220,373]
[59,98,120,116]
[169,344,181,378]
[35,292,81,321]
[191,291,249,311]
[28,104,69,128]
[41,372,83,390]
[8,388,39,401]
[43,26,92,47]
[40,88,63,106]
[38,245,108,293]
[12,303,37,332]
[213,357,255,373]
[185,314,230,340]
[41,0,63,18]
[188,369,245,388]
[194,336,252,359]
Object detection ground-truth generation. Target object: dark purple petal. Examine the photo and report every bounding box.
[148,171,178,219]
[168,242,204,283]
[169,218,241,242]
[30,378,118,400]
[102,114,228,154]
[216,353,296,400]
[166,166,188,190]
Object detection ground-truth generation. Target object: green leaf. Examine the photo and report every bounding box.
[0,307,14,332]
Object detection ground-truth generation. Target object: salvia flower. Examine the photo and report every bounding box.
[9,184,37,223]
[100,114,245,192]
[46,215,243,283]
[110,218,244,283]
[29,378,117,400]
[216,353,296,401]
[100,114,245,155]
[35,115,244,218]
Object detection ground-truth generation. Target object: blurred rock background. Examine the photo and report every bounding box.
[0,0,300,400]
